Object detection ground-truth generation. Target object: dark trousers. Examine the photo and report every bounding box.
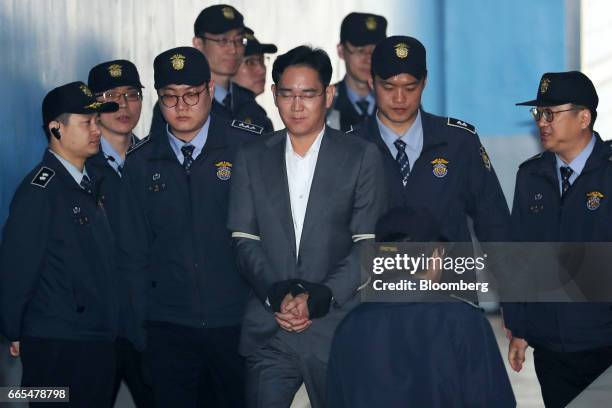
[110,337,153,407]
[145,321,244,408]
[534,346,612,407]
[246,335,327,408]
[20,336,116,408]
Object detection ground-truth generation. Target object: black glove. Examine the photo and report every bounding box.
[301,282,333,319]
[267,279,304,312]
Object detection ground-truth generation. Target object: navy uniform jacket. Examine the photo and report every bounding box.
[504,133,612,352]
[0,150,118,342]
[118,116,259,348]
[149,82,272,136]
[327,79,374,132]
[354,110,510,243]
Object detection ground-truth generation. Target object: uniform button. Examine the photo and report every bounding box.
[194,263,199,269]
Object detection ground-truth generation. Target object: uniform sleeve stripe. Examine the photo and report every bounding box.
[352,234,376,242]
[231,232,261,241]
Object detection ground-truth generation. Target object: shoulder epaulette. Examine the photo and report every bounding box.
[519,152,544,168]
[30,166,55,188]
[447,117,476,134]
[127,134,151,155]
[231,120,263,135]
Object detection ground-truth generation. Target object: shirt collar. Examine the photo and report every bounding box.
[555,133,596,177]
[100,136,124,168]
[286,126,325,158]
[49,149,89,186]
[166,116,210,161]
[344,81,375,114]
[376,110,423,149]
[214,82,229,105]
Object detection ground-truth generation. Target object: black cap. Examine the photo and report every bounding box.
[194,4,244,36]
[371,36,427,80]
[375,207,446,242]
[244,27,277,57]
[88,59,144,93]
[516,71,598,111]
[340,12,387,46]
[154,47,210,90]
[42,81,118,126]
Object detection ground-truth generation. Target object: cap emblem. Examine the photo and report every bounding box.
[222,7,235,20]
[108,64,122,78]
[80,84,93,97]
[170,54,186,70]
[540,77,551,94]
[85,101,103,110]
[394,43,409,59]
[365,16,377,31]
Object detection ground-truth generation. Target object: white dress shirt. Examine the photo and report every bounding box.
[285,127,325,255]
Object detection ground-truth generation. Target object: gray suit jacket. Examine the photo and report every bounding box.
[228,127,387,361]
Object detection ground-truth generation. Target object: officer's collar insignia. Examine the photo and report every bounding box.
[215,161,232,180]
[108,64,122,77]
[431,158,449,178]
[152,173,161,181]
[80,84,93,97]
[540,77,551,94]
[480,146,492,171]
[31,166,55,188]
[170,54,186,70]
[586,191,604,211]
[394,43,409,59]
[244,117,252,124]
[365,16,377,31]
[127,134,150,155]
[447,117,476,134]
[222,6,235,19]
[85,101,103,110]
[231,119,263,135]
[534,193,543,201]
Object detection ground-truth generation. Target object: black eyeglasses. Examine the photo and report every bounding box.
[202,36,247,48]
[343,44,376,57]
[98,90,142,102]
[530,107,582,123]
[159,89,206,108]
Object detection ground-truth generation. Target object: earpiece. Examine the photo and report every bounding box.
[51,128,61,140]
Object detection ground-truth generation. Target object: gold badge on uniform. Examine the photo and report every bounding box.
[540,77,551,94]
[222,6,235,19]
[243,117,252,124]
[80,84,93,97]
[480,146,492,171]
[85,101,103,110]
[394,43,409,59]
[170,54,186,70]
[431,158,449,178]
[586,191,604,211]
[108,64,122,77]
[365,16,377,31]
[215,161,232,181]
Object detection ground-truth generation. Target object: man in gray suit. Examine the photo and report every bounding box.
[228,46,387,407]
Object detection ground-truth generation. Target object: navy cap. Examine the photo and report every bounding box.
[340,12,387,46]
[516,71,598,112]
[244,28,277,57]
[375,207,446,242]
[88,59,144,93]
[154,47,210,90]
[42,81,118,126]
[194,4,244,36]
[371,35,427,80]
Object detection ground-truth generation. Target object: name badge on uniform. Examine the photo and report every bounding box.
[431,158,449,178]
[586,191,604,211]
[215,161,232,181]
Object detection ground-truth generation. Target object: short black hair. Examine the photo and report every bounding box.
[272,45,332,87]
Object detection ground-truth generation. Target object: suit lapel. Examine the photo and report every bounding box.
[261,131,297,256]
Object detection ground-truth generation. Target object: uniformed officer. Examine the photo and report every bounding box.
[87,59,153,408]
[0,82,119,407]
[118,46,258,407]
[506,71,612,408]
[354,35,509,243]
[327,12,387,131]
[231,27,277,131]
[149,4,270,134]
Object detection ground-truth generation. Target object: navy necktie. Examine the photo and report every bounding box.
[356,99,370,117]
[222,92,232,111]
[394,139,410,187]
[560,166,573,196]
[106,155,122,176]
[181,145,195,174]
[80,174,93,194]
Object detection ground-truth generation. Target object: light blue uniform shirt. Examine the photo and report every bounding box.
[345,82,376,116]
[555,133,595,195]
[100,136,125,176]
[166,116,210,164]
[49,149,90,187]
[376,110,424,170]
[214,82,230,107]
